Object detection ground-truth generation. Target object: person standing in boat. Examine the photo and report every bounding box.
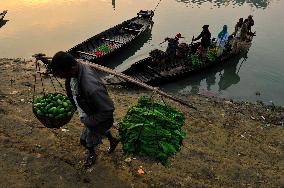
[247,15,255,41]
[48,51,119,167]
[192,25,211,59]
[247,15,254,33]
[164,33,183,61]
[216,25,229,57]
[232,18,243,51]
[240,19,249,41]
[232,18,243,38]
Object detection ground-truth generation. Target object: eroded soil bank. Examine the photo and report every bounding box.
[0,58,283,187]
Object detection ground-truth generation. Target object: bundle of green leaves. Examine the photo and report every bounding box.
[190,54,203,66]
[210,41,217,49]
[119,96,186,165]
[207,48,217,62]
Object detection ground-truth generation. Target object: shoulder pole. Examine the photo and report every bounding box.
[76,52,196,110]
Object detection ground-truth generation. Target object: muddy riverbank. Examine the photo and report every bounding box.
[0,58,283,187]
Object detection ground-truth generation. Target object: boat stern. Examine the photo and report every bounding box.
[137,10,154,19]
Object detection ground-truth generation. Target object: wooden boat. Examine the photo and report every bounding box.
[0,10,8,21]
[105,37,254,86]
[67,10,154,63]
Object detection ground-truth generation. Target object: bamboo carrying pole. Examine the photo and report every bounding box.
[76,52,196,109]
[33,52,196,109]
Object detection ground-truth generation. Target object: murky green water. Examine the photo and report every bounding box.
[1,0,283,105]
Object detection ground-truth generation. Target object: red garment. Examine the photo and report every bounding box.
[95,51,106,56]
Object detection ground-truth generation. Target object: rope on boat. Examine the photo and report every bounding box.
[153,0,163,12]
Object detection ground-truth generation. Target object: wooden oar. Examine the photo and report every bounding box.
[190,36,194,45]
[236,57,247,74]
[159,40,166,45]
[76,51,196,109]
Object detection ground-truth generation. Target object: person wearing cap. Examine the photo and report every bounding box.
[48,51,119,167]
[164,33,183,60]
[216,25,229,56]
[193,25,211,59]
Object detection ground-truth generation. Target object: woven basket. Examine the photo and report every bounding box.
[33,110,73,128]
[32,93,75,128]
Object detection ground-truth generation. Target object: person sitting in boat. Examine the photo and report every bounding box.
[216,25,229,57]
[164,33,183,60]
[192,25,211,59]
[224,35,234,54]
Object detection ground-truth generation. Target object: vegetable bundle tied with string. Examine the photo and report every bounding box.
[119,96,186,165]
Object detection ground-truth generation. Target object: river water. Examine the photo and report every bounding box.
[1,0,283,105]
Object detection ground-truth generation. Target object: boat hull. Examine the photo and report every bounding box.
[105,40,253,86]
[67,10,154,65]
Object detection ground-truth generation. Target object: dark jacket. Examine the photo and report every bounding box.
[195,30,211,48]
[165,37,179,57]
[65,63,114,117]
[247,19,254,32]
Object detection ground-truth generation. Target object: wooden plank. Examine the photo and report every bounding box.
[101,38,125,45]
[123,27,141,32]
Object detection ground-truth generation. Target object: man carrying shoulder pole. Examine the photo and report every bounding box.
[48,51,119,167]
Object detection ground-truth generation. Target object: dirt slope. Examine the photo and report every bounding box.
[0,58,283,187]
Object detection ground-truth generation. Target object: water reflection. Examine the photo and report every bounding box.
[112,0,116,10]
[176,0,270,9]
[218,53,247,91]
[0,20,9,29]
[162,50,249,96]
[0,10,8,29]
[107,30,153,69]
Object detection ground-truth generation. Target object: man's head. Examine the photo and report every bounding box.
[48,51,78,79]
[202,25,209,31]
[175,33,182,39]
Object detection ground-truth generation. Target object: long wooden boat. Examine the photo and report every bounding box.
[67,10,154,64]
[105,37,253,86]
[0,10,8,21]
